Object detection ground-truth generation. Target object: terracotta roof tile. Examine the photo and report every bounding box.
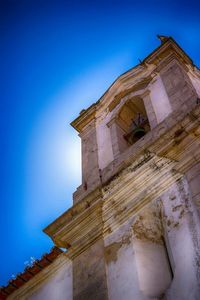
[0,247,63,299]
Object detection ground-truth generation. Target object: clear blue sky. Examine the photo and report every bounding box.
[1,0,200,286]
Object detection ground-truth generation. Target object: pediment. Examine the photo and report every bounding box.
[71,37,195,132]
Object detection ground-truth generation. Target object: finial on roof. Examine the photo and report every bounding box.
[157,35,170,43]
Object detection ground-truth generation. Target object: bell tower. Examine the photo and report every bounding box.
[44,37,200,300]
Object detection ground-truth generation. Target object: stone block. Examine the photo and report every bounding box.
[73,239,108,300]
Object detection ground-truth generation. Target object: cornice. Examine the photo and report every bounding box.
[65,199,104,259]
[44,188,102,238]
[70,104,96,133]
[44,188,104,258]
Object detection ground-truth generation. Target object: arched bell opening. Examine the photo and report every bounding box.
[117,97,150,146]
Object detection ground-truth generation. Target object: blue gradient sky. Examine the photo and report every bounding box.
[1,0,200,286]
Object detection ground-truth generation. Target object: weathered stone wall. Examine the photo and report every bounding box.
[186,162,200,214]
[142,91,158,129]
[73,239,108,300]
[81,121,101,192]
[96,114,114,170]
[132,203,172,299]
[188,68,200,98]
[105,176,200,300]
[107,119,128,159]
[148,74,172,124]
[103,200,173,300]
[29,263,72,300]
[104,226,148,300]
[160,59,198,111]
[102,176,200,300]
[160,178,200,300]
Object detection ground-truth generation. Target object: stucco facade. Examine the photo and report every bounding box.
[1,36,200,300]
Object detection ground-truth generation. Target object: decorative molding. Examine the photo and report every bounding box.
[70,104,96,133]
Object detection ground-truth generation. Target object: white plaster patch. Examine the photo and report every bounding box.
[134,240,172,299]
[105,237,148,300]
